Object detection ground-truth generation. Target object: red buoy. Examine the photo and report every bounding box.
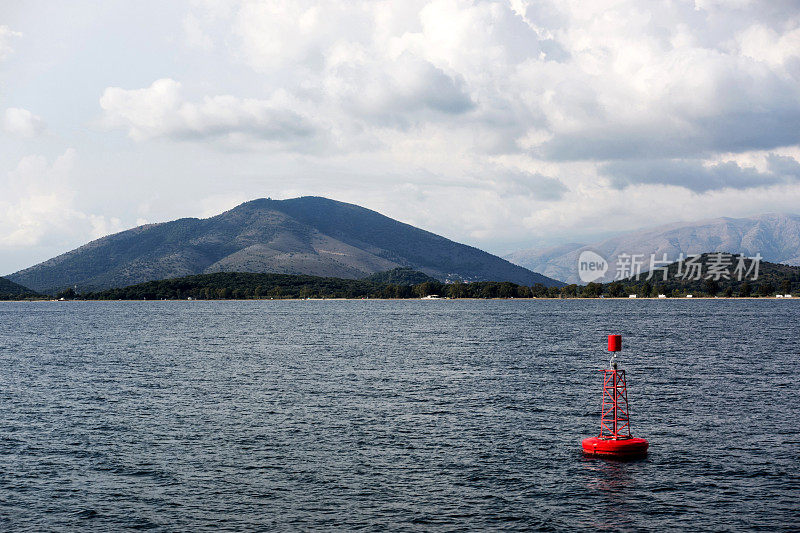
[582,335,649,458]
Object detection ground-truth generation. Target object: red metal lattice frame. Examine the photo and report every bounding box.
[599,369,632,439]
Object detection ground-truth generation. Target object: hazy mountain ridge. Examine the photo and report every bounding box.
[8,196,560,293]
[506,213,800,284]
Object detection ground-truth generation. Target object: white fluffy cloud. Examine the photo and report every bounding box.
[0,149,123,249]
[111,1,800,167]
[3,108,47,138]
[0,25,22,60]
[99,78,320,149]
[738,23,800,67]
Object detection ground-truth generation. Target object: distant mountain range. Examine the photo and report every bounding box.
[506,213,800,284]
[8,196,561,294]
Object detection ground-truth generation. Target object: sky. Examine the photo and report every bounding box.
[2,0,800,275]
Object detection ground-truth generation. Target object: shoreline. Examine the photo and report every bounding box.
[6,296,797,303]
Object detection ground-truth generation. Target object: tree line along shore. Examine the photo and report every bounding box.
[45,271,800,301]
[2,258,798,301]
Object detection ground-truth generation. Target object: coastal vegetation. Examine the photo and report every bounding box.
[0,276,39,300]
[72,272,548,300]
[362,267,439,285]
[53,257,800,300]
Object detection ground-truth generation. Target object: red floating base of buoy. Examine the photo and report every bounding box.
[582,437,649,458]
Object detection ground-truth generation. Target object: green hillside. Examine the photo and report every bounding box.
[0,276,38,300]
[362,268,438,285]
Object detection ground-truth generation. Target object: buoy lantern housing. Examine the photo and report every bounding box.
[582,335,649,458]
[608,334,622,352]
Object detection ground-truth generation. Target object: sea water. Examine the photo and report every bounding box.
[1,300,798,530]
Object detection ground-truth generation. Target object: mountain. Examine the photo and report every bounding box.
[506,213,800,284]
[0,276,37,298]
[362,268,439,285]
[8,196,561,293]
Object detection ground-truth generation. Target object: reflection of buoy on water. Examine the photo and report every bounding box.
[582,334,649,458]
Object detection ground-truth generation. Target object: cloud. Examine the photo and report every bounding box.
[0,149,123,249]
[163,0,800,163]
[738,23,800,67]
[329,52,475,128]
[3,108,47,138]
[603,153,800,192]
[183,14,214,51]
[99,79,320,148]
[494,171,568,200]
[0,25,22,60]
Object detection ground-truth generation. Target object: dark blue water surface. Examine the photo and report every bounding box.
[0,300,798,531]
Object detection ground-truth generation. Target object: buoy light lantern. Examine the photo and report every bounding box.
[608,334,622,353]
[582,335,649,458]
